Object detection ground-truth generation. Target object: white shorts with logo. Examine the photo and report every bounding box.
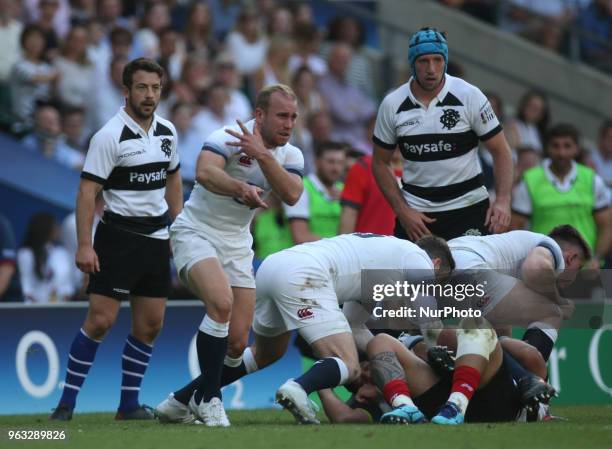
[452,250,518,315]
[170,220,255,289]
[252,251,351,345]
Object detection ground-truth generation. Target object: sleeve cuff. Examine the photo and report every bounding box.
[81,171,106,185]
[285,167,304,178]
[478,124,503,142]
[287,216,309,222]
[372,135,396,150]
[168,162,181,174]
[340,199,362,210]
[202,145,228,161]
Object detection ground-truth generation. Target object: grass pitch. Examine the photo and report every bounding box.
[1,406,611,449]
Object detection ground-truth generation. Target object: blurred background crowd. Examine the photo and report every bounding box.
[0,0,610,304]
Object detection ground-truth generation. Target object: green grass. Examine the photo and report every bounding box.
[1,406,611,449]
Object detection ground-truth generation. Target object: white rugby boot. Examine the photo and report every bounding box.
[275,379,320,424]
[189,395,230,427]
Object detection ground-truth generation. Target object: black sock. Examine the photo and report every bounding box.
[503,350,530,382]
[173,376,201,405]
[522,328,555,362]
[194,330,227,403]
[220,362,247,387]
[294,358,346,395]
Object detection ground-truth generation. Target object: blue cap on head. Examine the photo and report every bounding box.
[408,28,448,74]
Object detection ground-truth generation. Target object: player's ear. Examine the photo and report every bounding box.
[432,257,442,271]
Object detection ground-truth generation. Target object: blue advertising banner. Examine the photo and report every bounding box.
[0,302,301,415]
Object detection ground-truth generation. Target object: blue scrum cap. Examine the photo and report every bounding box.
[408,27,448,73]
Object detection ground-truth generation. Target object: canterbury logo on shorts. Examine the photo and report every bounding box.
[297,307,314,320]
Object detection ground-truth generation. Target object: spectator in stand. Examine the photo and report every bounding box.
[97,0,130,33]
[506,89,550,154]
[253,37,294,94]
[70,0,96,23]
[192,83,233,142]
[266,5,293,38]
[174,54,211,104]
[10,24,58,127]
[157,27,185,84]
[297,109,334,175]
[0,0,23,86]
[54,24,95,123]
[576,0,612,73]
[339,149,403,235]
[321,16,379,99]
[62,106,87,154]
[184,1,221,58]
[0,213,22,302]
[318,43,376,149]
[170,102,201,189]
[27,0,62,59]
[24,0,71,38]
[288,23,327,77]
[209,0,241,41]
[134,1,171,60]
[284,141,346,244]
[95,55,127,129]
[213,53,252,122]
[253,193,294,262]
[226,7,268,76]
[590,119,612,193]
[21,102,85,170]
[291,2,315,27]
[512,123,612,267]
[501,0,575,51]
[18,212,75,304]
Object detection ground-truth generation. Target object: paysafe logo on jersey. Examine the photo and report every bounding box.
[402,140,455,155]
[129,168,167,183]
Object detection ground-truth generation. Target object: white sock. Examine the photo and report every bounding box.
[448,391,469,415]
[391,394,415,408]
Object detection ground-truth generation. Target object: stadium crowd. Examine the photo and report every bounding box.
[0,0,611,305]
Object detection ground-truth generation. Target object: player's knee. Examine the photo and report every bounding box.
[135,316,164,343]
[345,359,361,384]
[227,338,248,359]
[84,312,116,339]
[207,296,233,322]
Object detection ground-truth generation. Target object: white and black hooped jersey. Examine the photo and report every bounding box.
[449,231,565,277]
[177,119,304,235]
[81,107,180,239]
[373,74,502,212]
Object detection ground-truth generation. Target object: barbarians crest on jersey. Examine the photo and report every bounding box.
[440,109,460,130]
[160,138,172,158]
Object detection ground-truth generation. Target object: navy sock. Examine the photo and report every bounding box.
[294,358,348,395]
[522,328,555,362]
[174,376,201,405]
[58,329,100,408]
[221,362,247,387]
[194,324,228,403]
[118,335,152,412]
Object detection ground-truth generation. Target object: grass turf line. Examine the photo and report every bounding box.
[0,406,611,449]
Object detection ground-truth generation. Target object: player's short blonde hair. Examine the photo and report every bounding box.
[255,84,297,111]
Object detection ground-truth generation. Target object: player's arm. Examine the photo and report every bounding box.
[317,389,372,423]
[372,146,434,240]
[338,205,358,234]
[165,169,183,221]
[75,179,103,274]
[521,246,562,303]
[593,208,612,267]
[226,120,303,205]
[482,131,513,233]
[288,219,321,244]
[510,180,531,230]
[196,150,267,208]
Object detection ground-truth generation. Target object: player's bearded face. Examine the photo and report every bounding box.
[126,70,162,120]
[415,54,445,92]
[257,92,298,147]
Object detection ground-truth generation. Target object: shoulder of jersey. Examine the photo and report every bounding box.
[155,114,178,137]
[445,75,481,101]
[382,82,412,107]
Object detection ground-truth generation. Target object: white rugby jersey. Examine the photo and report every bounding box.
[449,231,565,277]
[285,233,435,304]
[178,119,304,234]
[81,107,180,239]
[373,74,502,212]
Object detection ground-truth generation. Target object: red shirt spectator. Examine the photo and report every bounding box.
[340,154,402,235]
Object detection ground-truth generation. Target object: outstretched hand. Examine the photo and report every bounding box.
[225,120,267,159]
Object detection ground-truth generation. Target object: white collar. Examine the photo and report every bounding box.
[119,107,158,136]
[407,74,450,108]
